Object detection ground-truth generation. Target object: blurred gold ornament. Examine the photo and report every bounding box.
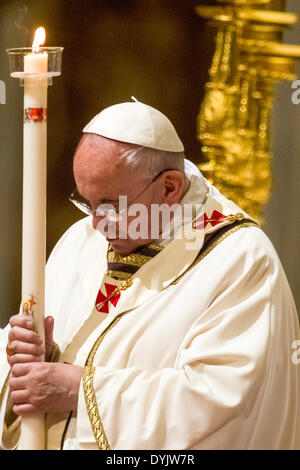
[195,0,300,223]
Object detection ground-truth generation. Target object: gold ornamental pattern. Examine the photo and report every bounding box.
[195,0,300,222]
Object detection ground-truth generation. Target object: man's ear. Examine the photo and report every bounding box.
[162,171,184,205]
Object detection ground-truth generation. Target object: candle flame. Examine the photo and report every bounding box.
[32,27,46,53]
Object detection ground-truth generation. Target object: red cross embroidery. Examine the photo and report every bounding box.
[193,210,227,230]
[95,283,121,313]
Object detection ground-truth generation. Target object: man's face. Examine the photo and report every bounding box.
[73,134,167,255]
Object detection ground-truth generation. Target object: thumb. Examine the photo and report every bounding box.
[45,316,54,358]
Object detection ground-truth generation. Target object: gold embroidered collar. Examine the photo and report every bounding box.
[106,243,164,280]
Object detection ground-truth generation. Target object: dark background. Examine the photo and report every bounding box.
[0,0,299,327]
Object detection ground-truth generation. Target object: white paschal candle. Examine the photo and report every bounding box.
[18,49,48,450]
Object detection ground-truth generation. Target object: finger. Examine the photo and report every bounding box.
[13,403,36,416]
[10,390,28,404]
[45,316,54,349]
[9,326,43,345]
[9,315,33,330]
[8,353,44,367]
[11,363,31,377]
[9,375,27,391]
[10,340,45,357]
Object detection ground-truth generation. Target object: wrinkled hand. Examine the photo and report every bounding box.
[9,362,82,415]
[7,314,54,366]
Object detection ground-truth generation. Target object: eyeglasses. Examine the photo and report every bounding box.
[69,169,174,221]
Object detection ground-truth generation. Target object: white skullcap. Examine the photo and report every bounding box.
[83,97,184,152]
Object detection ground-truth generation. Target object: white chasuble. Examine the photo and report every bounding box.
[0,174,299,450]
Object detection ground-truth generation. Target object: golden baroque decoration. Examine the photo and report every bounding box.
[195,0,300,223]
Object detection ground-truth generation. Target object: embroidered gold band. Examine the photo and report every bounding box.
[106,269,132,280]
[82,366,110,450]
[82,316,124,450]
[108,251,152,267]
[106,243,163,281]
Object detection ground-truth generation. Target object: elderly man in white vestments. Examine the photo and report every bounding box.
[0,98,299,450]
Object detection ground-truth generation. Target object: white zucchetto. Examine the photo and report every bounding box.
[83,97,184,152]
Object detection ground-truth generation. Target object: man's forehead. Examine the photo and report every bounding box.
[74,135,129,177]
[73,134,139,201]
[75,133,136,160]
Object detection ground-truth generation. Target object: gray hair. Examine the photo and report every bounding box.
[76,133,185,180]
[120,146,185,180]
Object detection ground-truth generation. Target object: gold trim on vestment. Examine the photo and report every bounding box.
[106,243,164,280]
[82,366,110,450]
[106,270,132,280]
[82,316,124,450]
[107,251,153,268]
[147,243,164,252]
[107,243,163,266]
[82,220,259,450]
